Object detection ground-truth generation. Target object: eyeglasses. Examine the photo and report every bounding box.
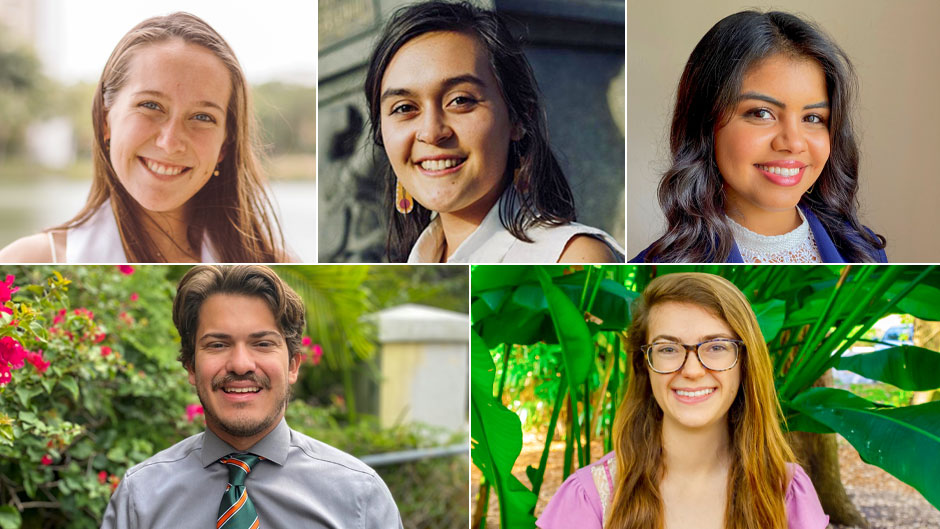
[641,339,743,374]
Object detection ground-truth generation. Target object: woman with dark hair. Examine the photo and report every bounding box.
[632,10,887,263]
[364,0,623,263]
[539,273,828,529]
[0,12,289,263]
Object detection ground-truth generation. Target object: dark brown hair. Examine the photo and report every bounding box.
[364,0,576,261]
[173,265,305,370]
[58,12,285,262]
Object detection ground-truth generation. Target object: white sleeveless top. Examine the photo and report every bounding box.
[59,200,218,263]
[407,193,625,263]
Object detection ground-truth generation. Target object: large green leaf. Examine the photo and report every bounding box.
[752,299,785,341]
[535,267,594,390]
[470,331,538,528]
[890,284,940,321]
[0,506,20,529]
[790,387,940,509]
[837,346,940,391]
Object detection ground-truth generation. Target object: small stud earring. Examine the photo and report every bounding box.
[213,165,220,177]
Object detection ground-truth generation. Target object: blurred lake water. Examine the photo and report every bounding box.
[0,176,315,262]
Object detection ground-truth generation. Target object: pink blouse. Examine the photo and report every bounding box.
[536,452,828,528]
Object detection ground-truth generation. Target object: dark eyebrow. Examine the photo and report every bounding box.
[380,74,487,104]
[199,330,282,342]
[739,91,829,111]
[132,90,225,114]
[649,333,736,343]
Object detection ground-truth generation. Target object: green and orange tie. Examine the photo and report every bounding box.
[217,453,264,529]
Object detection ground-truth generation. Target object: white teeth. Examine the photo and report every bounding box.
[758,165,800,177]
[224,387,260,394]
[144,158,186,176]
[675,388,715,398]
[419,158,462,171]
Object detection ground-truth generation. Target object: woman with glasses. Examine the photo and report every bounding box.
[537,272,827,529]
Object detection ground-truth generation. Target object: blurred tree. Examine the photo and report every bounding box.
[253,82,316,155]
[0,30,47,161]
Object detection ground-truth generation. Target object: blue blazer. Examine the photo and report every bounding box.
[630,205,887,263]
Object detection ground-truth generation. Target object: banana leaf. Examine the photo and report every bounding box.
[837,346,940,391]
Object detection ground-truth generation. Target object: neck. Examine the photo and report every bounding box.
[140,206,200,262]
[726,204,802,236]
[436,184,504,261]
[661,416,731,478]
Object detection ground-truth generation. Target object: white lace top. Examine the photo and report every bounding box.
[728,209,822,263]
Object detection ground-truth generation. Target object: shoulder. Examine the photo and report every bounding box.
[123,432,205,481]
[558,235,619,263]
[521,222,623,263]
[784,463,829,529]
[536,452,611,529]
[288,428,384,484]
[0,232,63,263]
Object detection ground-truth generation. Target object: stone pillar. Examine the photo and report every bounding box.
[375,304,468,432]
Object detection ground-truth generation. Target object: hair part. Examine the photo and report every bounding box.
[608,273,794,529]
[645,10,885,263]
[173,265,306,371]
[363,0,576,261]
[62,12,285,262]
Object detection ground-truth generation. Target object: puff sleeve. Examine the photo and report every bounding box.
[536,466,604,529]
[785,463,830,529]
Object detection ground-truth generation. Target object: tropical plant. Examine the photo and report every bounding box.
[470,264,940,528]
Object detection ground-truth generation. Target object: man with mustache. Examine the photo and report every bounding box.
[101,265,402,528]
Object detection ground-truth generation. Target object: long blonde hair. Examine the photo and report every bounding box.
[607,272,794,529]
[58,12,284,262]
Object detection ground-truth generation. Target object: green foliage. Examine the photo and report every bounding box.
[0,33,47,159]
[0,266,200,529]
[470,264,940,525]
[253,82,316,155]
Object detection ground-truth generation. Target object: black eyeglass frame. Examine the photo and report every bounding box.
[640,339,745,374]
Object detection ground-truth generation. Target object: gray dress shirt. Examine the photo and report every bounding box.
[100,418,402,529]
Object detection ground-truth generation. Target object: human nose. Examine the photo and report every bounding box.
[226,343,256,374]
[155,118,187,154]
[771,117,807,154]
[415,107,452,145]
[678,349,707,378]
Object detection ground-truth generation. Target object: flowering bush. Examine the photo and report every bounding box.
[0,266,201,529]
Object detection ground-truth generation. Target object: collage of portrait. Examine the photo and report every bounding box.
[0,1,938,528]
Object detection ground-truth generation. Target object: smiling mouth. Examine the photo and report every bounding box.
[417,158,466,172]
[140,156,191,176]
[674,388,715,398]
[756,164,802,177]
[222,387,261,394]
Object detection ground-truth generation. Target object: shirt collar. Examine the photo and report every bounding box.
[407,193,510,263]
[200,417,290,467]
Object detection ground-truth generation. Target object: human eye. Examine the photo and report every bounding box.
[139,101,162,111]
[653,343,680,355]
[449,95,478,107]
[193,112,217,123]
[743,107,774,120]
[804,113,827,126]
[389,102,417,116]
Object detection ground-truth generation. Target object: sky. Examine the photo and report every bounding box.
[35,0,316,86]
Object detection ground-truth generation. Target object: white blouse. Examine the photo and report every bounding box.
[407,194,625,263]
[728,208,822,263]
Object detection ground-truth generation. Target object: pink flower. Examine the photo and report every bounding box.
[52,308,66,325]
[310,344,323,365]
[101,346,111,357]
[129,293,139,302]
[117,265,134,275]
[73,308,94,320]
[98,471,108,484]
[26,350,50,374]
[0,365,10,386]
[302,336,312,347]
[0,336,27,369]
[40,455,52,466]
[186,404,204,422]
[0,275,16,316]
[94,332,107,344]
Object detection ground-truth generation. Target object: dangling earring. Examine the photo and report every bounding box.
[212,164,220,177]
[806,183,815,194]
[396,179,413,214]
[511,142,528,194]
[104,138,110,152]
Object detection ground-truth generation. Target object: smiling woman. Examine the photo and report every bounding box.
[537,273,828,529]
[631,10,887,264]
[0,12,289,263]
[364,1,624,263]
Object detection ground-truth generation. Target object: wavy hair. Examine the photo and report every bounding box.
[607,273,794,529]
[644,10,885,263]
[364,0,576,262]
[57,12,285,262]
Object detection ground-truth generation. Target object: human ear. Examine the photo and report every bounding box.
[287,353,301,384]
[510,122,524,142]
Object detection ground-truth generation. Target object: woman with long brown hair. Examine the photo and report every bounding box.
[538,273,827,528]
[0,12,288,262]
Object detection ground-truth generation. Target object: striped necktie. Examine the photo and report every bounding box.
[217,453,264,529]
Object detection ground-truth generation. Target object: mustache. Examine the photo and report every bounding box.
[211,373,271,391]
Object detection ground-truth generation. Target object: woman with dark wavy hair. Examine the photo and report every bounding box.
[364,0,623,263]
[632,10,886,263]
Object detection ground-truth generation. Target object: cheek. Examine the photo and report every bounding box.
[808,132,831,165]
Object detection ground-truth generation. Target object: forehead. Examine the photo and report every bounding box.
[380,30,496,92]
[196,294,277,334]
[646,301,735,340]
[122,38,231,108]
[739,53,828,102]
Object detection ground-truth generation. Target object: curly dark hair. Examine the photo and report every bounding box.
[364,0,576,262]
[643,10,886,263]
